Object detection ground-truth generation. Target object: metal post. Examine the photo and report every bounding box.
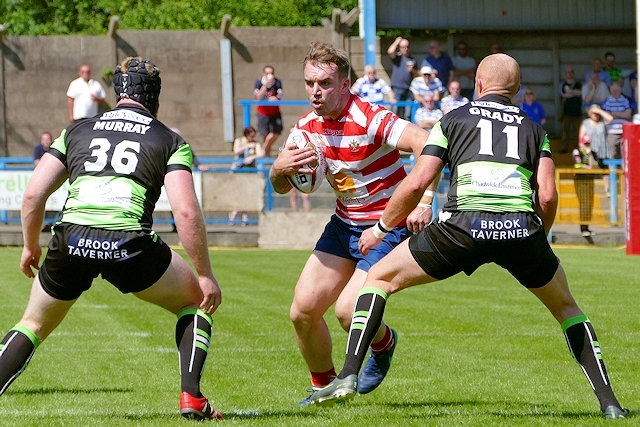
[363,0,376,66]
[220,15,234,143]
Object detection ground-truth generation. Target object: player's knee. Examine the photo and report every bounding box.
[289,300,322,329]
[334,301,353,331]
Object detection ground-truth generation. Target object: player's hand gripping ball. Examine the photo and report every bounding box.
[285,129,327,194]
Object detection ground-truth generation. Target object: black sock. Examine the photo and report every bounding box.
[175,308,212,397]
[562,315,621,411]
[0,325,40,396]
[339,287,388,379]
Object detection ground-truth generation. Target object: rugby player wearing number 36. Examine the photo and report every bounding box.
[0,57,223,420]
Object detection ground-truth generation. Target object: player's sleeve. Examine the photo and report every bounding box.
[421,121,448,160]
[167,143,194,173]
[379,110,410,148]
[48,129,68,165]
[540,133,552,158]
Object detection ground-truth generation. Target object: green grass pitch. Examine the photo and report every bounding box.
[0,246,638,426]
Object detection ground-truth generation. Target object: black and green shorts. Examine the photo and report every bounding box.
[38,223,172,300]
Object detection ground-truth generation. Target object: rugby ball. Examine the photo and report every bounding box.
[284,129,327,194]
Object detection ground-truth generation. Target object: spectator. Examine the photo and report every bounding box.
[512,84,528,105]
[572,135,599,240]
[582,72,610,106]
[387,37,416,121]
[0,57,222,420]
[488,42,502,55]
[580,104,613,194]
[451,41,477,100]
[421,40,455,88]
[228,126,263,225]
[583,57,611,87]
[33,131,57,230]
[603,51,623,87]
[351,65,396,105]
[289,189,311,213]
[410,66,443,114]
[627,70,637,104]
[66,63,106,123]
[580,104,613,164]
[33,131,53,166]
[602,82,632,160]
[440,80,469,115]
[232,126,263,169]
[518,88,546,126]
[559,66,583,153]
[269,41,435,405]
[254,65,283,157]
[414,93,443,132]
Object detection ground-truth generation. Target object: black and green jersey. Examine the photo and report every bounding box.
[50,104,193,231]
[424,94,552,213]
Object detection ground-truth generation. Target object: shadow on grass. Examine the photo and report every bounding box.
[384,400,616,419]
[8,386,133,395]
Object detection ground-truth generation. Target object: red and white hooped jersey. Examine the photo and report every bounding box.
[295,94,410,226]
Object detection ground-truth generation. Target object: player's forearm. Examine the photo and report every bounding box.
[269,165,294,194]
[175,207,213,278]
[535,190,558,235]
[21,194,46,249]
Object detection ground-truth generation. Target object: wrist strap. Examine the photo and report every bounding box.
[372,223,388,239]
[377,218,392,233]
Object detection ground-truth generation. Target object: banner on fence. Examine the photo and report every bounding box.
[0,171,202,212]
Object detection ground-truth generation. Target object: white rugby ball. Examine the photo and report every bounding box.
[284,129,327,194]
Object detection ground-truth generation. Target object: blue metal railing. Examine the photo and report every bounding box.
[238,99,420,128]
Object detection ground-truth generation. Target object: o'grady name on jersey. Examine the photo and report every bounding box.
[93,110,153,135]
[468,101,524,124]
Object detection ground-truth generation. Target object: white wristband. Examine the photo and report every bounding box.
[372,223,388,239]
[423,190,435,197]
[418,203,432,208]
[378,218,392,233]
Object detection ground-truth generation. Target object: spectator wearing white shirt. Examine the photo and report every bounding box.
[440,80,469,115]
[351,65,396,105]
[410,66,443,103]
[66,64,106,123]
[414,93,443,132]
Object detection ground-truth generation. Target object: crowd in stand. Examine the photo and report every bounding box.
[357,38,636,162]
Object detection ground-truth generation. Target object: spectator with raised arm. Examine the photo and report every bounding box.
[387,37,416,121]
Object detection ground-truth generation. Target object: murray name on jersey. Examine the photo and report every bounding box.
[92,109,153,135]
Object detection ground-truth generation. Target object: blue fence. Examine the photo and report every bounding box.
[238,99,421,128]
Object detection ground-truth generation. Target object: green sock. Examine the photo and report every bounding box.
[562,314,621,411]
[175,308,212,397]
[0,324,40,396]
[339,287,388,379]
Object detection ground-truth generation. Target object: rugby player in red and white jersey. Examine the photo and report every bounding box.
[269,41,437,404]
